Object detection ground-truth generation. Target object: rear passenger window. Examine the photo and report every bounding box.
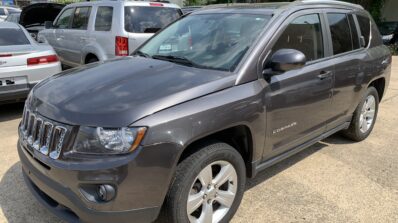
[95,7,113,31]
[348,15,360,50]
[327,13,354,55]
[273,14,324,61]
[356,15,371,47]
[0,9,5,16]
[72,7,91,30]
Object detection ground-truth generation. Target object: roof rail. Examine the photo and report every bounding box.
[295,0,364,10]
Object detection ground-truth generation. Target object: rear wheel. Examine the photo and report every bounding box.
[160,142,246,223]
[342,87,379,141]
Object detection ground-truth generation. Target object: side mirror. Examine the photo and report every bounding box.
[269,49,306,73]
[44,21,53,29]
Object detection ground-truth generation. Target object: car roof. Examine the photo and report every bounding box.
[192,0,364,15]
[65,0,180,9]
[0,21,21,29]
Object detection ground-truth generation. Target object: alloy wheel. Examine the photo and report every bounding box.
[359,94,376,133]
[187,160,238,223]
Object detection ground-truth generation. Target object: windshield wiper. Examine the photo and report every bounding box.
[134,50,151,58]
[152,54,205,68]
[25,23,43,28]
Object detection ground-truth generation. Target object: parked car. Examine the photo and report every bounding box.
[378,21,398,44]
[0,22,61,104]
[19,3,65,41]
[0,6,21,21]
[38,0,182,67]
[5,11,20,23]
[18,1,390,223]
[181,6,202,14]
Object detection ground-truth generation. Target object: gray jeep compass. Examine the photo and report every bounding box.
[18,1,391,223]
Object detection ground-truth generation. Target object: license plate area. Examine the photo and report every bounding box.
[0,76,28,92]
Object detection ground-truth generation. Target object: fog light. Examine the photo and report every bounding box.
[98,184,116,201]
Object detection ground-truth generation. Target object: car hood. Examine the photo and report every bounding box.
[20,3,64,27]
[30,57,236,127]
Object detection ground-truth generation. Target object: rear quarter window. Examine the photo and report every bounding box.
[124,6,181,33]
[356,15,371,47]
[0,28,29,46]
[95,6,113,31]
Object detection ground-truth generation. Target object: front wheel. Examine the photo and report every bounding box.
[160,142,246,223]
[342,87,379,141]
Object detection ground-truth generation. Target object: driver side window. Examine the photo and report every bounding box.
[273,14,324,61]
[54,8,74,29]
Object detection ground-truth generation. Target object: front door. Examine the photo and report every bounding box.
[53,7,75,64]
[66,6,92,65]
[262,12,334,160]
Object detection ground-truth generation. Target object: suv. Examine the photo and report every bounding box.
[0,6,21,21]
[18,1,391,223]
[38,0,182,67]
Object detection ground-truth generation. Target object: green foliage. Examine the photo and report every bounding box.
[388,44,398,56]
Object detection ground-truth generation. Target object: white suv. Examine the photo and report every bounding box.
[0,6,21,21]
[38,0,182,67]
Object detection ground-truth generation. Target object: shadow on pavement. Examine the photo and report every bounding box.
[0,162,62,223]
[246,141,328,190]
[0,102,24,122]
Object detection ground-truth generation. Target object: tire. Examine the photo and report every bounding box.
[86,57,99,64]
[342,86,379,141]
[159,142,246,223]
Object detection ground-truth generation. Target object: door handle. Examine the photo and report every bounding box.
[317,71,332,80]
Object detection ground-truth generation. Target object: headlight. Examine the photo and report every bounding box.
[72,126,147,154]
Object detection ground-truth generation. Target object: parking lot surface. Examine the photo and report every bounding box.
[0,58,397,223]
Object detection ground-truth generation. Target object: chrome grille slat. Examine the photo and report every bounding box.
[19,109,69,160]
[40,122,54,155]
[32,119,44,150]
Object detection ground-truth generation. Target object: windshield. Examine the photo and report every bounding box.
[124,6,181,33]
[137,13,271,71]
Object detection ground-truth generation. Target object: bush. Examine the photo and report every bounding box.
[387,44,398,56]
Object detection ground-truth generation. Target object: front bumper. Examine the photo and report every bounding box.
[18,140,181,223]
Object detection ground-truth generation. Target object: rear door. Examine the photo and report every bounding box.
[323,10,368,130]
[262,11,335,160]
[92,6,114,60]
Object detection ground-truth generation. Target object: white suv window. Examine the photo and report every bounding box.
[95,6,113,31]
[55,8,74,29]
[0,8,6,16]
[71,7,91,30]
[124,6,181,33]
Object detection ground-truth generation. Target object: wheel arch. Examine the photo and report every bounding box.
[368,77,386,101]
[177,125,255,178]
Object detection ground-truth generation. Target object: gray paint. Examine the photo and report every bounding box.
[18,2,391,222]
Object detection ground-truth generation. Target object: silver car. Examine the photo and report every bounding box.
[0,22,61,103]
[38,1,182,67]
[0,6,21,21]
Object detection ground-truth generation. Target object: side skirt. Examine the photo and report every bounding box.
[251,122,350,177]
